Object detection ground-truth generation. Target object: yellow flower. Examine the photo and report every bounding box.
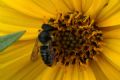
[0,0,120,80]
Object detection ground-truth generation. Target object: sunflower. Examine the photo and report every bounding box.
[0,0,120,80]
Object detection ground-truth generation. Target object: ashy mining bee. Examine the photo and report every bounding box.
[31,24,56,66]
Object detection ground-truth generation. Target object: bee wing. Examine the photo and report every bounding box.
[31,39,39,61]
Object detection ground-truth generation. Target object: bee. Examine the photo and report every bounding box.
[31,24,56,66]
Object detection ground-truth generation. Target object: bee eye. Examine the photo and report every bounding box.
[38,31,51,44]
[42,24,57,31]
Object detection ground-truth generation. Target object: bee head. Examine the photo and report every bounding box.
[42,24,57,31]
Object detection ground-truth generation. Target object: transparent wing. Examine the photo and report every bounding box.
[31,39,40,61]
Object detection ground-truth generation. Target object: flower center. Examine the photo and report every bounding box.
[39,11,103,66]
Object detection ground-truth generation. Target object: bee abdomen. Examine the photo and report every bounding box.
[40,46,53,66]
[42,54,53,66]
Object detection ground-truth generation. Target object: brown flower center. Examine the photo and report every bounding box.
[39,11,103,66]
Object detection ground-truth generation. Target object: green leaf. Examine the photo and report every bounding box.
[0,31,26,52]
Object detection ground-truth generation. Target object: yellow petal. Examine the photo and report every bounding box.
[63,65,73,80]
[35,65,61,80]
[27,0,58,15]
[102,45,120,70]
[22,63,47,80]
[51,0,70,13]
[1,0,55,19]
[8,60,45,80]
[97,11,120,27]
[1,54,31,80]
[78,70,84,80]
[0,40,34,64]
[100,25,120,32]
[81,0,93,13]
[0,40,47,80]
[35,65,64,80]
[0,5,43,26]
[67,64,85,80]
[0,22,40,40]
[84,0,109,19]
[62,0,75,10]
[54,66,64,80]
[83,66,96,80]
[103,27,120,39]
[90,60,108,80]
[96,0,120,24]
[72,0,82,11]
[95,55,120,80]
[0,40,41,79]
[72,64,79,80]
[104,39,120,53]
